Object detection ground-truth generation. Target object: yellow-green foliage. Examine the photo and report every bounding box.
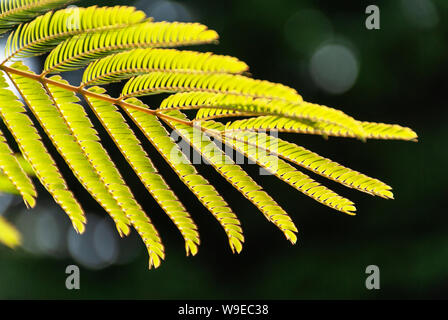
[0,153,34,248]
[0,129,36,207]
[0,0,75,34]
[0,216,21,248]
[0,1,417,268]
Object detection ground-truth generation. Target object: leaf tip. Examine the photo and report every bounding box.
[285,230,298,245]
[23,194,36,209]
[185,240,199,256]
[149,252,163,269]
[116,223,131,238]
[343,205,357,216]
[73,220,86,234]
[229,237,243,254]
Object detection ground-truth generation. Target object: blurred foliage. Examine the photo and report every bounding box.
[0,0,447,299]
[0,155,34,248]
[0,217,21,248]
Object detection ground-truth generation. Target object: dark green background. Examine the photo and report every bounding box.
[0,0,447,299]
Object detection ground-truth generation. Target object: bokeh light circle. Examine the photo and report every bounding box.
[309,43,359,94]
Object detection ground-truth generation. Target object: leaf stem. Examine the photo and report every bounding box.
[0,64,193,126]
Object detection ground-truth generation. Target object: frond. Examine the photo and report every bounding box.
[81,48,249,87]
[159,92,367,139]
[0,0,72,34]
[43,21,219,74]
[225,116,418,141]
[201,121,356,214]
[0,216,21,248]
[120,72,302,103]
[8,61,131,236]
[5,5,146,61]
[159,109,298,244]
[84,86,200,256]
[0,3,418,268]
[222,130,394,199]
[0,70,85,232]
[123,98,244,253]
[0,128,36,207]
[44,75,165,268]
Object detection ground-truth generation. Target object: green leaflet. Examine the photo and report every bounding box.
[43,21,219,74]
[159,92,366,139]
[123,98,244,254]
[0,0,73,34]
[9,61,131,236]
[0,154,34,196]
[202,121,357,215]
[0,129,36,207]
[0,154,34,195]
[120,72,302,103]
[45,76,164,268]
[223,130,394,199]
[84,86,200,256]
[160,109,298,244]
[224,116,418,141]
[81,48,249,87]
[0,70,85,233]
[0,175,21,195]
[5,5,146,61]
[15,154,34,176]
